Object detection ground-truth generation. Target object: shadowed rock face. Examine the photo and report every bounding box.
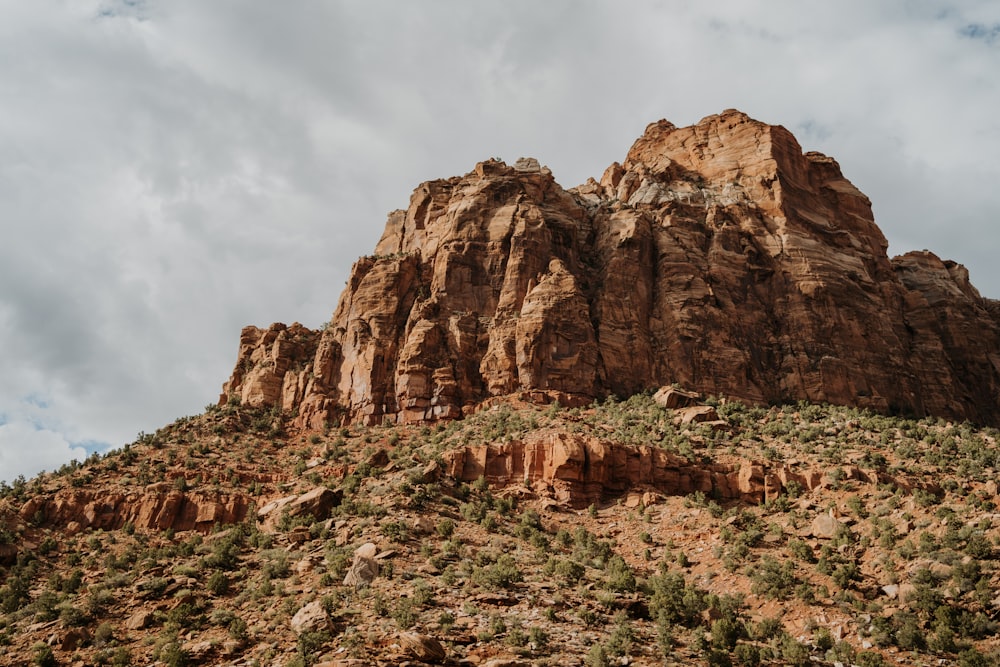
[221,110,1000,427]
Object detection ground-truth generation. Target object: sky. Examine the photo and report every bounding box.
[1,0,998,483]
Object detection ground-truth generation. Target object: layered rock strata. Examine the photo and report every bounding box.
[439,428,934,509]
[222,110,1000,427]
[18,485,251,534]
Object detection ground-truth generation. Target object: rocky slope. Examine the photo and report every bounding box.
[3,397,1000,666]
[221,110,1000,430]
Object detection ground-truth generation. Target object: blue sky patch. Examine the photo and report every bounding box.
[22,393,51,410]
[960,23,1000,45]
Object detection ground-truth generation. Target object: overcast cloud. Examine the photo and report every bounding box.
[1,1,998,483]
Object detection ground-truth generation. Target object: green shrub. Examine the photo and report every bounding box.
[158,640,189,667]
[604,555,636,593]
[473,554,523,590]
[392,598,418,629]
[647,571,706,627]
[207,571,229,595]
[606,611,635,656]
[436,518,455,538]
[584,643,609,667]
[32,643,57,667]
[749,556,797,599]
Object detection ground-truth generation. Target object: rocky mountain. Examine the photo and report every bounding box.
[221,110,1000,431]
[5,111,1000,667]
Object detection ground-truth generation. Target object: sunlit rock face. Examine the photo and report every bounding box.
[222,110,1000,427]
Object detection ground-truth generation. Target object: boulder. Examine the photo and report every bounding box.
[399,632,446,662]
[290,600,332,635]
[258,486,342,530]
[653,386,700,409]
[125,609,156,630]
[60,628,89,651]
[810,512,844,539]
[675,405,720,425]
[343,543,380,588]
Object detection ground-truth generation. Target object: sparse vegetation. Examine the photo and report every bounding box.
[2,397,1000,664]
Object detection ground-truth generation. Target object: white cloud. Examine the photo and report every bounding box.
[0,0,998,482]
[0,419,88,482]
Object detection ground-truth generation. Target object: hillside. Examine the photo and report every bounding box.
[2,395,1000,666]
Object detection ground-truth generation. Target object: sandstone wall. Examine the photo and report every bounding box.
[220,110,1000,427]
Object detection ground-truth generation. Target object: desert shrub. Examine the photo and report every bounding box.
[473,554,523,590]
[856,650,888,667]
[584,643,610,667]
[380,520,408,542]
[33,591,60,622]
[787,538,815,563]
[58,602,89,627]
[163,645,189,667]
[647,571,706,627]
[604,555,636,593]
[297,630,331,665]
[204,532,242,571]
[93,621,115,646]
[779,635,811,666]
[572,528,613,566]
[392,598,418,629]
[207,571,229,595]
[436,518,455,538]
[32,643,57,667]
[605,611,635,656]
[144,576,170,598]
[831,562,860,589]
[749,556,797,599]
[892,611,925,650]
[734,643,761,666]
[1,571,31,613]
[261,549,290,579]
[553,557,585,584]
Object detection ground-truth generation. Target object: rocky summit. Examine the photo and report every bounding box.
[5,111,1000,667]
[222,109,1000,431]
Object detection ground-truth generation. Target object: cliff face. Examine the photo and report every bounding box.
[221,110,1000,427]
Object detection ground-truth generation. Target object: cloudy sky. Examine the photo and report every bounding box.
[1,0,998,483]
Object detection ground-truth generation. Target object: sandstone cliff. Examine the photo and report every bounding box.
[221,110,1000,427]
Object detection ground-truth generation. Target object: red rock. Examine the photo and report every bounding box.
[221,110,1000,428]
[60,628,88,651]
[674,405,720,425]
[258,486,342,530]
[290,600,332,635]
[125,609,155,630]
[399,632,446,662]
[653,386,701,409]
[19,488,250,534]
[441,429,778,508]
[810,512,844,539]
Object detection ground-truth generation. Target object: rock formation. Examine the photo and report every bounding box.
[221,110,1000,427]
[18,484,251,534]
[438,427,927,509]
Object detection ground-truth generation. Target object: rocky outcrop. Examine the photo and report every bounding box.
[442,429,781,507]
[256,486,342,531]
[221,110,1000,427]
[221,323,321,411]
[18,485,251,533]
[439,428,936,508]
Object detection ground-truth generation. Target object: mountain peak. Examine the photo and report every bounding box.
[222,112,1000,428]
